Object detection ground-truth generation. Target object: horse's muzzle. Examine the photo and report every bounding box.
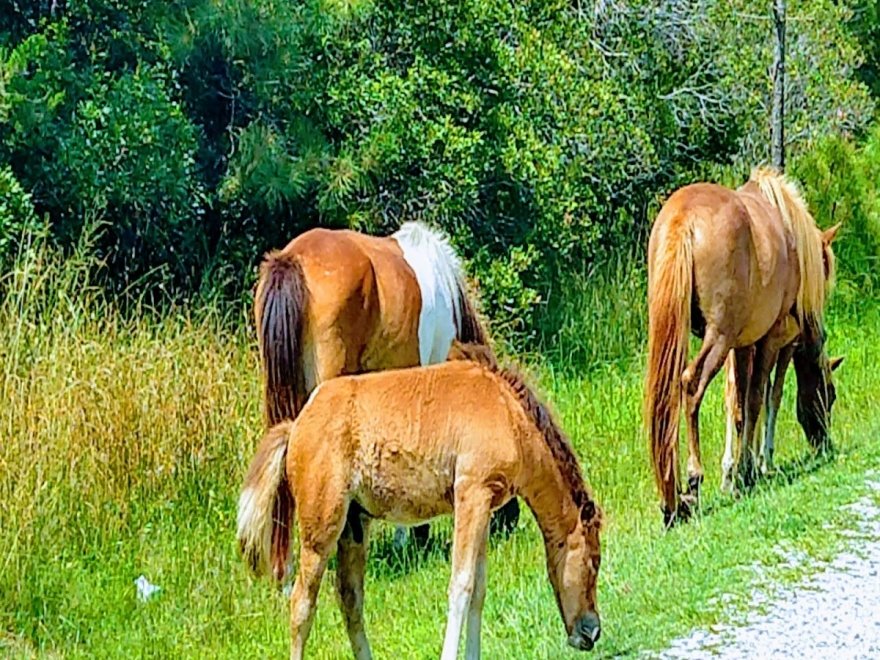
[568,613,601,651]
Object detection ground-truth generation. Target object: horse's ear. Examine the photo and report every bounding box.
[830,355,844,372]
[822,223,842,245]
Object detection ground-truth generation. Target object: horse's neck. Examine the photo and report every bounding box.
[518,434,580,543]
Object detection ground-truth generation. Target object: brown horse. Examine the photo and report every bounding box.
[254,222,520,540]
[237,345,603,660]
[645,168,840,525]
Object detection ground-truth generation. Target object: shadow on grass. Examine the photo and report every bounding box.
[366,521,520,579]
[366,527,452,579]
[687,448,837,523]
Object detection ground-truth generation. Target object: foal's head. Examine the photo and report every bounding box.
[794,321,843,450]
[547,498,603,651]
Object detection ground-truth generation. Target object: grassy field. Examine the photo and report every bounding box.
[2,244,879,659]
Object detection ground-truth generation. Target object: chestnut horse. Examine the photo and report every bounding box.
[645,168,840,525]
[254,222,520,541]
[237,345,603,660]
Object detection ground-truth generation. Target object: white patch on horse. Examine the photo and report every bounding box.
[393,222,464,365]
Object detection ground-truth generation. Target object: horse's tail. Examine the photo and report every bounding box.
[238,421,296,583]
[254,252,308,426]
[644,212,694,523]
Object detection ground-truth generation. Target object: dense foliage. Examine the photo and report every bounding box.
[0,0,878,342]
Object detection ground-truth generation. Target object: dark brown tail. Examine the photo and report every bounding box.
[254,253,308,426]
[644,214,693,523]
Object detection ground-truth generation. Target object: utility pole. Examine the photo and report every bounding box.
[771,0,786,171]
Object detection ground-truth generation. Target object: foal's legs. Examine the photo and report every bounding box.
[723,346,753,492]
[441,485,492,660]
[465,523,490,660]
[289,546,330,660]
[760,343,794,474]
[289,471,349,659]
[336,514,373,660]
[681,327,731,506]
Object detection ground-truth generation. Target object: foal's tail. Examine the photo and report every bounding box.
[255,252,308,426]
[237,421,296,582]
[644,213,694,523]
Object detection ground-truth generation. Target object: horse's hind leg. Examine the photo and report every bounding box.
[289,546,330,660]
[682,327,731,508]
[441,485,492,660]
[336,509,373,660]
[465,523,489,660]
[290,473,349,659]
[761,343,794,474]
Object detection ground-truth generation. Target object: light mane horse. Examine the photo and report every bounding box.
[645,167,841,525]
[254,222,520,542]
[237,344,603,659]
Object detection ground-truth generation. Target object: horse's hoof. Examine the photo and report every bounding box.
[686,474,703,496]
[662,498,694,529]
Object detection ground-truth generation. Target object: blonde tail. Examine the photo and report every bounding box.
[237,421,295,582]
[644,214,693,523]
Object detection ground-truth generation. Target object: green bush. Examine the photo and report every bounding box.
[0,166,44,267]
[793,128,880,304]
[0,1,878,344]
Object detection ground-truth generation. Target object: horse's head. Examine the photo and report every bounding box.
[793,223,843,449]
[793,321,843,449]
[546,499,603,651]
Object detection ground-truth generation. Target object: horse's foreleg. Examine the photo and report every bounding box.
[730,346,755,489]
[441,486,492,660]
[738,339,780,488]
[465,524,489,660]
[721,351,740,493]
[682,328,731,508]
[336,516,372,660]
[761,343,794,474]
[289,546,329,660]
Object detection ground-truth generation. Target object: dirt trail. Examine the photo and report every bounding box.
[660,480,880,659]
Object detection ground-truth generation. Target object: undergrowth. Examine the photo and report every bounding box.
[2,237,879,658]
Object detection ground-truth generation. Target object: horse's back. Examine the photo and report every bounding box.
[290,362,522,522]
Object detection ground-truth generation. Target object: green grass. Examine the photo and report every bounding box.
[2,242,880,659]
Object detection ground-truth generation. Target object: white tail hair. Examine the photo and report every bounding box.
[394,221,468,364]
[237,421,293,577]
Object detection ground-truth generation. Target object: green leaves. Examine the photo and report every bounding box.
[0,0,877,341]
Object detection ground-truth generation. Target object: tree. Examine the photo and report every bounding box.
[771,0,786,170]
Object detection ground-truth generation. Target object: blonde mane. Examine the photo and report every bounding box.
[750,167,828,323]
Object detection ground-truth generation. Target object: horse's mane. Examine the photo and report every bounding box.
[449,342,599,520]
[749,167,829,324]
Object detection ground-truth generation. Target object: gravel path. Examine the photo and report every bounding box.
[660,480,880,659]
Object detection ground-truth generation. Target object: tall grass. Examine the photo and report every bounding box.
[2,236,879,658]
[0,238,261,648]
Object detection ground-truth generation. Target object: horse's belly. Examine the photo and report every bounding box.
[735,290,788,346]
[354,448,455,524]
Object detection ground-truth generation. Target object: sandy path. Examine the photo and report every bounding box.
[660,480,880,659]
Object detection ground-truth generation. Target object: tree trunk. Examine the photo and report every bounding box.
[771,0,786,171]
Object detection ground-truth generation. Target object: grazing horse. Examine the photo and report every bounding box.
[645,168,840,525]
[237,344,603,660]
[254,222,520,541]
